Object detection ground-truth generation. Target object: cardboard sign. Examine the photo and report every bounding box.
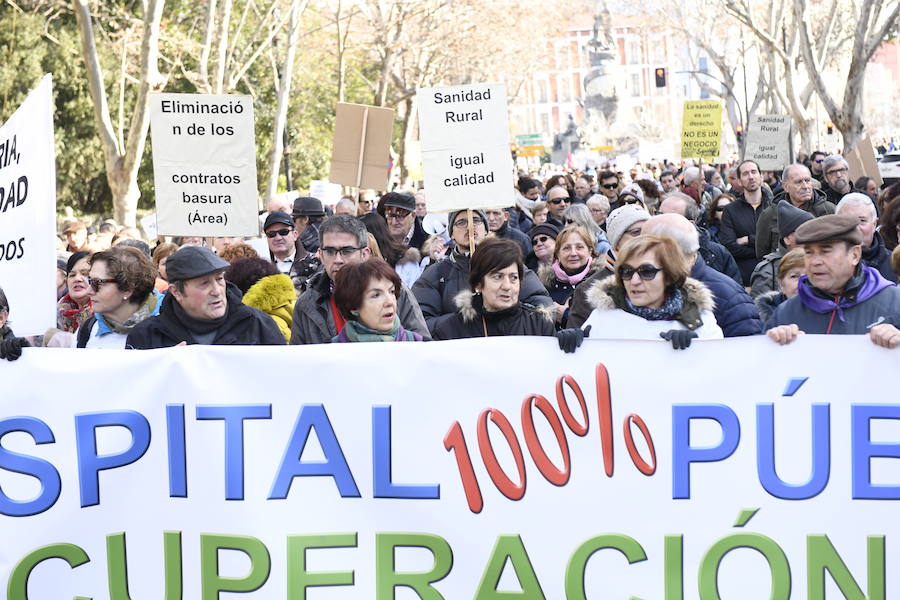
[418,83,515,212]
[329,103,394,190]
[139,212,158,241]
[745,115,791,170]
[0,75,57,335]
[149,93,259,237]
[680,100,722,160]
[846,136,883,187]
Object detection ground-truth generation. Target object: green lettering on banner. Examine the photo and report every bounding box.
[664,535,684,600]
[475,535,545,599]
[564,534,647,600]
[807,535,885,600]
[106,531,183,600]
[698,533,791,600]
[7,543,91,600]
[375,533,452,599]
[199,534,271,599]
[287,533,357,598]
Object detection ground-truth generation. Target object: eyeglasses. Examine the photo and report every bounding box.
[618,264,662,281]
[385,210,411,221]
[321,246,363,258]
[548,198,569,205]
[621,196,642,205]
[533,235,552,244]
[825,167,849,177]
[590,208,606,215]
[88,277,117,291]
[814,158,824,163]
[601,183,618,190]
[453,216,485,229]
[265,228,293,238]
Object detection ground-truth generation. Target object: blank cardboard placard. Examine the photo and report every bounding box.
[329,103,394,190]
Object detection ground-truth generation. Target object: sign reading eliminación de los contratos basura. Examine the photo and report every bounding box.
[150,93,259,237]
[418,84,514,212]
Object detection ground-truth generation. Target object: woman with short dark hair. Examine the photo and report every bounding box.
[76,246,161,348]
[332,258,423,342]
[432,238,555,339]
[57,251,94,333]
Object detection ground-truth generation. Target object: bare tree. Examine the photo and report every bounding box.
[73,0,165,226]
[793,0,900,153]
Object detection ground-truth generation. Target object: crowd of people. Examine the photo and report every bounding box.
[3,151,900,361]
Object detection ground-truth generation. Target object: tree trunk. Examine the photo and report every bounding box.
[265,0,302,200]
[397,95,418,183]
[374,47,394,107]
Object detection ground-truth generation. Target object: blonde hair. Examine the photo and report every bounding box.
[778,248,806,281]
[553,225,597,261]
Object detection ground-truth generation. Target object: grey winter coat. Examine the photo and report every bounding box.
[755,190,835,258]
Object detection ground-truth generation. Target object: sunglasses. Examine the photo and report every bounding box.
[814,158,824,163]
[533,235,552,244]
[601,183,618,190]
[88,277,117,291]
[385,210,411,221]
[618,264,662,281]
[621,196,642,205]
[548,198,569,205]
[266,228,293,238]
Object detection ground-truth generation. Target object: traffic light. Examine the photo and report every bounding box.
[826,121,834,135]
[654,67,667,88]
[735,124,744,144]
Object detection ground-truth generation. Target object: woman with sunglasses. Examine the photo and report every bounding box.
[74,246,162,348]
[539,224,602,328]
[572,235,722,350]
[704,193,735,242]
[57,251,94,333]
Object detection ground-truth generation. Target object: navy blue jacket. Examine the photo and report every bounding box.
[690,257,762,337]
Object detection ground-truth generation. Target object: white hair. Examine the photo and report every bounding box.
[836,193,876,219]
[586,194,610,213]
[683,166,701,185]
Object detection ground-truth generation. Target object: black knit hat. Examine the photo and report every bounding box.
[777,202,814,239]
[528,222,560,241]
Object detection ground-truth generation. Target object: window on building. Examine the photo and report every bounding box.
[628,39,642,64]
[538,81,548,103]
[631,73,641,97]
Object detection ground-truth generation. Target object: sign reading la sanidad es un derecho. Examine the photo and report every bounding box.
[1,336,897,598]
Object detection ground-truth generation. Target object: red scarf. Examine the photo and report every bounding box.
[329,295,346,334]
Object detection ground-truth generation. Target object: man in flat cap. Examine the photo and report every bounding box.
[127,246,285,348]
[766,214,900,348]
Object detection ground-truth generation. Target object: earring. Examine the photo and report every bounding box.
[351,311,360,316]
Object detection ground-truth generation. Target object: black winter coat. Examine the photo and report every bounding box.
[697,226,742,285]
[720,191,772,285]
[431,291,555,339]
[494,221,533,259]
[690,257,762,337]
[862,232,896,283]
[755,190,836,258]
[412,249,552,332]
[126,282,285,348]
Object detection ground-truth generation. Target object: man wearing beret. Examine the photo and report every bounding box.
[127,246,285,348]
[766,214,900,348]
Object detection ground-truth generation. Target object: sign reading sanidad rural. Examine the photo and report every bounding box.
[418,83,515,212]
[150,93,259,237]
[1,336,897,598]
[746,114,791,170]
[681,100,723,160]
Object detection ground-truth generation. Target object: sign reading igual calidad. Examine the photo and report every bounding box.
[417,84,514,213]
[149,93,259,237]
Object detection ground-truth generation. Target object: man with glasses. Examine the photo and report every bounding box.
[290,215,429,344]
[377,191,428,249]
[544,185,570,227]
[598,170,621,208]
[809,151,827,184]
[264,211,320,294]
[127,246,285,348]
[412,209,551,332]
[822,155,857,206]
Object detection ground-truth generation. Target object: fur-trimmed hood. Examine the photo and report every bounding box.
[452,289,555,324]
[585,276,715,313]
[242,273,296,313]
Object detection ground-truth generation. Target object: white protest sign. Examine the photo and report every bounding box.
[309,179,342,206]
[745,114,791,170]
[150,93,259,237]
[2,336,899,597]
[418,83,514,212]
[0,75,57,335]
[139,212,158,241]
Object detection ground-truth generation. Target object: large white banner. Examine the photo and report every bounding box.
[1,336,899,598]
[0,75,57,336]
[150,93,259,237]
[418,83,515,213]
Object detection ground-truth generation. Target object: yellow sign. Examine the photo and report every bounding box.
[680,100,722,160]
[591,145,614,151]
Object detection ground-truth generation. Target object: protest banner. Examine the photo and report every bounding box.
[681,100,723,160]
[418,83,515,213]
[139,212,158,241]
[745,115,792,170]
[329,103,394,190]
[846,136,883,187]
[2,335,897,598]
[149,93,259,237]
[0,75,57,336]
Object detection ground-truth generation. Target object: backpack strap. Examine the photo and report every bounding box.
[76,315,96,348]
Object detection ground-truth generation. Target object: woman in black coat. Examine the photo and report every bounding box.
[432,238,554,339]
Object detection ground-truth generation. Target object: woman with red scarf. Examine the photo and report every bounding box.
[57,251,93,333]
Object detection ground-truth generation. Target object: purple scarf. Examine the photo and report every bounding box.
[797,265,893,322]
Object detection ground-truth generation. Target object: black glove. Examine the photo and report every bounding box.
[556,325,591,354]
[660,329,697,350]
[0,337,30,361]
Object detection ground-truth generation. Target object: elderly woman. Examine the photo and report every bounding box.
[75,246,162,348]
[564,202,611,257]
[57,251,94,333]
[526,222,558,271]
[432,237,555,339]
[539,225,601,328]
[332,258,424,342]
[0,286,30,360]
[565,235,722,351]
[755,248,806,324]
